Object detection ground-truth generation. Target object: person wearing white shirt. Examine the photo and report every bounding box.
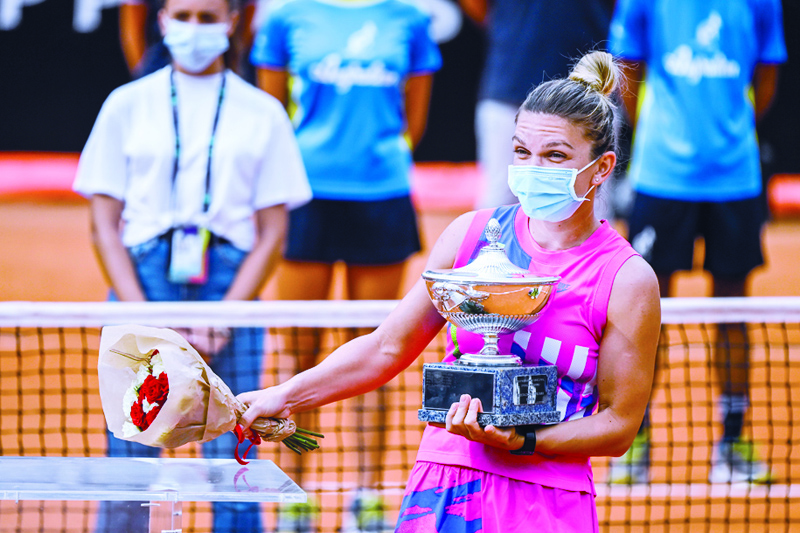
[73,0,310,531]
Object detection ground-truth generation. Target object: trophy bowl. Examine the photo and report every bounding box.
[423,274,559,366]
[418,218,562,426]
[422,217,559,366]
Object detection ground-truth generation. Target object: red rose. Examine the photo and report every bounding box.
[155,372,169,404]
[130,400,148,430]
[145,404,163,426]
[140,373,169,406]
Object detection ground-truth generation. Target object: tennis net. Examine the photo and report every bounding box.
[0,298,798,532]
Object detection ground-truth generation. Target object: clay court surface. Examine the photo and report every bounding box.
[2,198,800,301]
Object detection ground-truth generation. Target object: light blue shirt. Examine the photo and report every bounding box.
[251,0,442,201]
[610,0,787,201]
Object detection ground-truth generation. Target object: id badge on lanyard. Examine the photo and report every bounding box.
[166,69,226,286]
[168,226,210,284]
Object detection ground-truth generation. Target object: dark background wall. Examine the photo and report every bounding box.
[0,2,131,154]
[0,2,485,162]
[756,0,799,180]
[0,1,797,173]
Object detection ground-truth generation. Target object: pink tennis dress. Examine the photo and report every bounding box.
[397,205,639,532]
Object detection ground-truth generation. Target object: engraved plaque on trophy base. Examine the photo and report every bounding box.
[417,362,561,427]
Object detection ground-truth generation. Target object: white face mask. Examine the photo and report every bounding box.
[507,156,601,222]
[163,19,230,74]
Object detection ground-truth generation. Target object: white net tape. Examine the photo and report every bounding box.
[3,296,800,327]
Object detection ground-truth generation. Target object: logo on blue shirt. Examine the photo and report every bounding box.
[663,11,741,84]
[310,22,400,93]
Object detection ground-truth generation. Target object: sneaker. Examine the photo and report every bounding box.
[275,500,320,533]
[709,439,774,484]
[607,432,650,484]
[339,488,392,533]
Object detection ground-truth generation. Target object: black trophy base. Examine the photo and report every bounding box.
[418,361,561,427]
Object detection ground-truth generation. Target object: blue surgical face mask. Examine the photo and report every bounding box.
[163,19,230,74]
[507,156,601,222]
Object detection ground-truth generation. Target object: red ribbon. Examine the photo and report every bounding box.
[233,424,261,465]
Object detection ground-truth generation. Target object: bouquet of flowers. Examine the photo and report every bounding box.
[98,324,322,462]
[120,349,169,437]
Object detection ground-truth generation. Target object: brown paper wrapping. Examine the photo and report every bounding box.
[98,324,295,448]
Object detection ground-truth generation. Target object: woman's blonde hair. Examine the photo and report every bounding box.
[517,50,623,158]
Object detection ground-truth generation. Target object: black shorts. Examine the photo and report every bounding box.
[285,196,422,266]
[626,192,765,280]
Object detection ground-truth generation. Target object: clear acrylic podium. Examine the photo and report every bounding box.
[0,456,305,533]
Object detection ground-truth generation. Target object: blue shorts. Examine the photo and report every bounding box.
[285,196,422,265]
[627,192,765,281]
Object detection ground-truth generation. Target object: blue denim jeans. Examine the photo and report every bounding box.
[96,236,263,533]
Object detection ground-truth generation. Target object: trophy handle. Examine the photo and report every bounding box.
[430,282,489,312]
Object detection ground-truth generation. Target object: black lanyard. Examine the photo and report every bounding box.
[169,67,226,214]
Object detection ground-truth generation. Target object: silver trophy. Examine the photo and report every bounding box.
[418,218,561,427]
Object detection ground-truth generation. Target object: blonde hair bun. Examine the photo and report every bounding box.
[568,50,620,97]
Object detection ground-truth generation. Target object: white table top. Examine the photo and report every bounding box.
[0,456,305,503]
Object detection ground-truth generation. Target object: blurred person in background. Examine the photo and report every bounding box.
[249,1,441,531]
[607,0,787,485]
[75,0,311,531]
[458,0,615,209]
[119,0,259,80]
[238,50,661,533]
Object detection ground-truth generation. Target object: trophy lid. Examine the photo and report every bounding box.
[422,218,560,285]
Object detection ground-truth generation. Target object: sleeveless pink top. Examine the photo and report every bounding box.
[415,205,639,493]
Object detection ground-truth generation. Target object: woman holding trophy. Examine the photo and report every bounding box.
[238,50,660,531]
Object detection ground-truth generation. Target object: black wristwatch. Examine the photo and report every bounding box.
[510,429,537,455]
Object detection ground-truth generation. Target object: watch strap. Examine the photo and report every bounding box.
[510,430,536,455]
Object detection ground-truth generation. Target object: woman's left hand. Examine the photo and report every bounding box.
[432,394,524,451]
